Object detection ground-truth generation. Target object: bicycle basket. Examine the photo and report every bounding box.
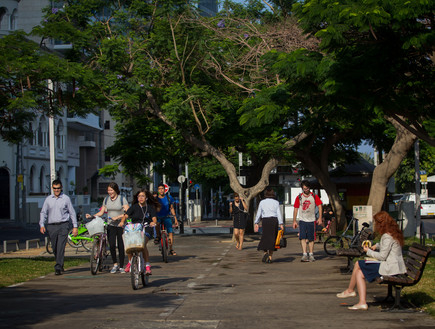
[85,216,105,236]
[123,230,145,252]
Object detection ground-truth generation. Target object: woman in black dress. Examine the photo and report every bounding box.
[230,193,248,250]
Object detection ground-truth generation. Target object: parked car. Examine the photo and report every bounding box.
[420,199,435,218]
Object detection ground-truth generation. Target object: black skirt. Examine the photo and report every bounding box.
[257,217,278,251]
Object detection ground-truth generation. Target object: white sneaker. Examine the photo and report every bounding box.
[119,267,125,274]
[309,254,315,262]
[110,265,119,274]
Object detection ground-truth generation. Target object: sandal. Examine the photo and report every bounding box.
[262,253,269,263]
[169,250,177,256]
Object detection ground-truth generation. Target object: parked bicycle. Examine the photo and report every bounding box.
[87,216,109,275]
[67,214,93,251]
[45,214,93,254]
[324,216,371,255]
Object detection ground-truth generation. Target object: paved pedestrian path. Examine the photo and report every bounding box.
[0,232,434,329]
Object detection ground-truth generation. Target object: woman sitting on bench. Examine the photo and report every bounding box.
[336,211,406,310]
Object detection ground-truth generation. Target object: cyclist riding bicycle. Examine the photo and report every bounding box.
[124,189,160,275]
[155,184,179,256]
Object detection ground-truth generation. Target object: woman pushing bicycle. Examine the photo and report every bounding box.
[124,189,160,275]
[86,182,129,274]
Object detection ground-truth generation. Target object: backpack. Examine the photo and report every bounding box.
[298,193,320,219]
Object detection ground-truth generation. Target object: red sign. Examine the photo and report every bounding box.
[164,184,169,194]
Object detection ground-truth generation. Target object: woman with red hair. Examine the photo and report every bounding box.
[336,211,406,310]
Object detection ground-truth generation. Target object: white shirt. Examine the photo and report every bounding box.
[254,198,283,225]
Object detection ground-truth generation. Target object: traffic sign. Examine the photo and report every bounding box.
[194,184,200,190]
[178,175,186,183]
[164,184,169,193]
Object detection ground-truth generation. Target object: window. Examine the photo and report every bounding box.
[39,167,46,193]
[38,117,48,147]
[56,120,65,149]
[0,8,6,30]
[10,9,17,31]
[27,123,34,146]
[29,166,36,193]
[104,120,110,129]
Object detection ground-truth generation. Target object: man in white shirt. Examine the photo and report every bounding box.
[292,180,323,262]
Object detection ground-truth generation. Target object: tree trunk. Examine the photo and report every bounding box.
[367,117,417,214]
[294,133,348,230]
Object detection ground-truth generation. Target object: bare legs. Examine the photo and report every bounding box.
[342,261,367,306]
[234,228,245,250]
[300,239,314,253]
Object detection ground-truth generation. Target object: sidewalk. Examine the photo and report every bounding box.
[1,233,434,329]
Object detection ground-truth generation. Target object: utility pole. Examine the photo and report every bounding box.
[415,139,421,237]
[48,79,56,184]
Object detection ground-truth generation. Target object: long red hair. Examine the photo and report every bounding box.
[373,211,404,246]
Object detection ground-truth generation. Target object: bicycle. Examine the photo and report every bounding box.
[324,216,371,255]
[88,217,109,275]
[45,216,93,254]
[67,215,93,251]
[124,221,150,290]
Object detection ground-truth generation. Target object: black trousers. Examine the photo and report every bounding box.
[107,225,125,267]
[46,222,69,271]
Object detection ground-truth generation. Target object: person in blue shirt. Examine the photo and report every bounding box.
[39,179,78,275]
[155,184,179,255]
[254,187,284,263]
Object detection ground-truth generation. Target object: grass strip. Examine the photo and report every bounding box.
[0,257,88,288]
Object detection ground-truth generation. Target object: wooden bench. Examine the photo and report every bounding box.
[376,243,431,311]
[335,226,374,272]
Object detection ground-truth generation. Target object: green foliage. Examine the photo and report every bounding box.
[395,140,435,193]
[0,30,106,144]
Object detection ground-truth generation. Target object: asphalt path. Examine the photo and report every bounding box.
[1,233,434,329]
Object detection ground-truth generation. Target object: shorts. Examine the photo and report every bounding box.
[158,217,174,233]
[299,220,315,241]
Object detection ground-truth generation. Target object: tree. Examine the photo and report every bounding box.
[289,0,435,214]
[0,31,106,144]
[33,0,315,217]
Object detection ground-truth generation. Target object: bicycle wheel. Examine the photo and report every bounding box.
[161,232,168,263]
[324,236,344,255]
[67,228,82,249]
[131,255,140,290]
[90,240,100,275]
[99,239,107,272]
[46,237,53,254]
[80,231,93,251]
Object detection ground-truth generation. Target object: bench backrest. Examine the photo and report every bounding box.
[405,243,431,284]
[351,228,375,251]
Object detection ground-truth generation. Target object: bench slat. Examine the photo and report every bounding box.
[409,244,431,257]
[405,257,422,269]
[407,250,425,262]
